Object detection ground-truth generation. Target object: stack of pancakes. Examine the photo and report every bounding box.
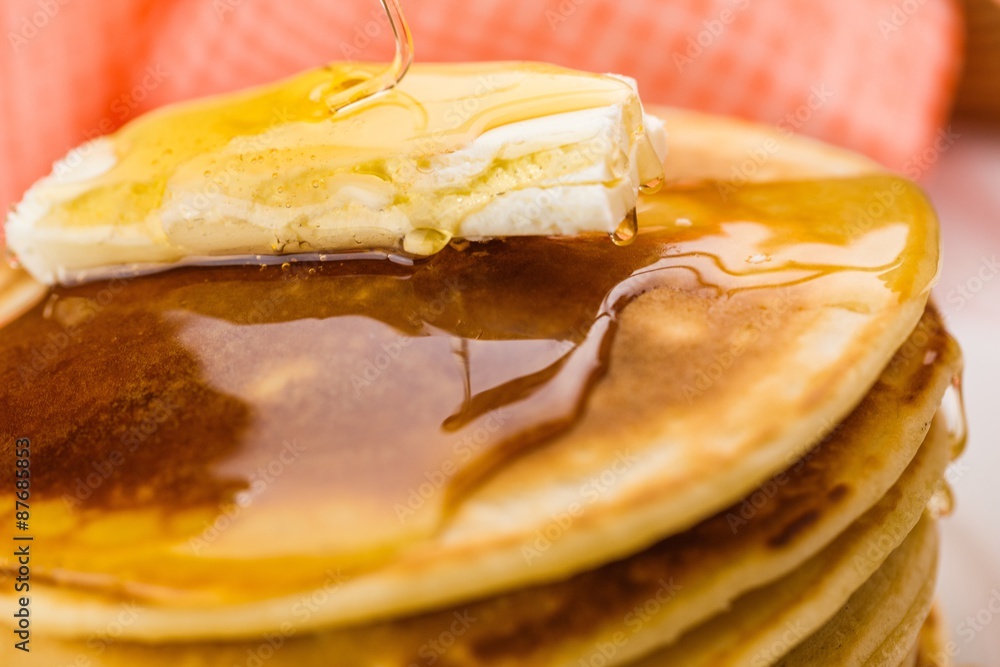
[1,108,963,666]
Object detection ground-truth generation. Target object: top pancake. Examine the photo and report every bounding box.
[0,106,941,639]
[10,297,959,667]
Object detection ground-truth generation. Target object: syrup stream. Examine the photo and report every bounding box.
[322,0,414,112]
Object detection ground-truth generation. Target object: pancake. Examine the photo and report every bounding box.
[630,424,947,667]
[0,106,942,640]
[655,106,881,184]
[777,516,939,666]
[0,259,44,329]
[11,315,955,666]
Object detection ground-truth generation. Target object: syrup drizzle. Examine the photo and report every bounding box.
[930,372,967,520]
[611,209,639,246]
[940,373,968,461]
[927,479,955,519]
[318,0,414,112]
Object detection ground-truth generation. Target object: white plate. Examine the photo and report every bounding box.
[923,123,1000,666]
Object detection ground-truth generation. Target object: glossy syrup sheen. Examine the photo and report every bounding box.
[0,176,939,600]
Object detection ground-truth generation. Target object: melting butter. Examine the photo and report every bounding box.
[6,62,665,284]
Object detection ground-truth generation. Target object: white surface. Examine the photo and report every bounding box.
[923,122,1000,667]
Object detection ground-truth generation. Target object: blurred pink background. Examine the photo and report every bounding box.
[0,0,965,218]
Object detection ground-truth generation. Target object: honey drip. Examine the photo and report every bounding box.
[940,373,968,461]
[0,176,940,600]
[611,209,638,246]
[635,125,665,195]
[403,227,453,256]
[927,478,955,519]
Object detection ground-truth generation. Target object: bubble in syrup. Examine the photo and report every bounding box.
[639,175,663,195]
[746,254,771,264]
[611,209,638,246]
[281,262,291,271]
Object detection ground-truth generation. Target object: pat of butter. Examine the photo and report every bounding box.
[5,62,666,285]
